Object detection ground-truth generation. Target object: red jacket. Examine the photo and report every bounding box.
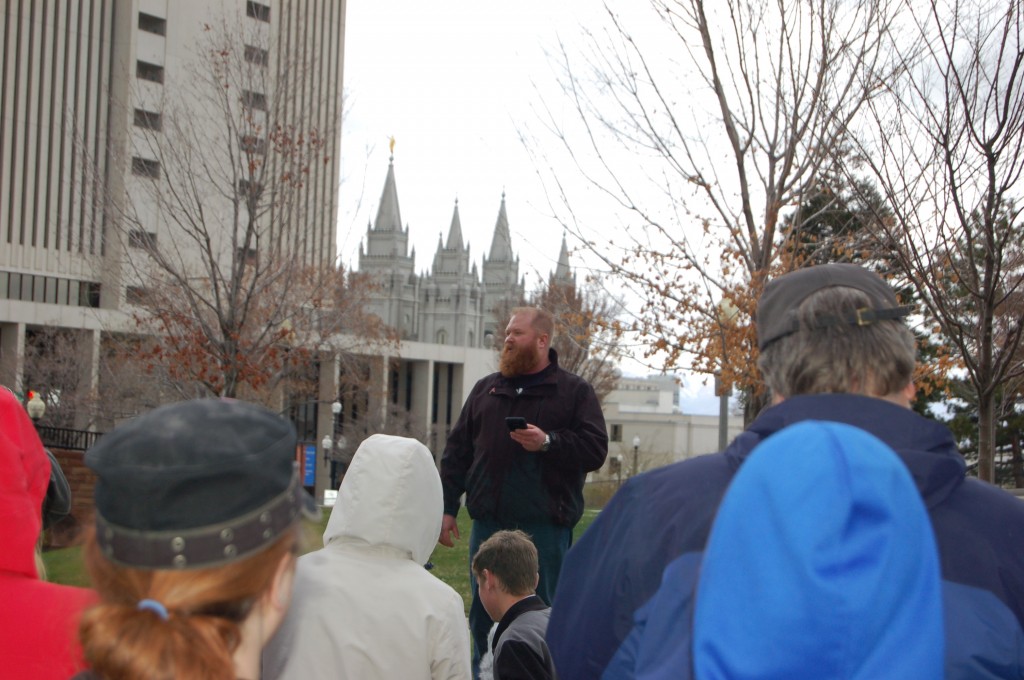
[0,388,95,679]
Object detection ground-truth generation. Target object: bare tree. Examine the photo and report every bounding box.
[104,18,392,403]
[529,0,899,418]
[532,274,625,404]
[851,0,1024,482]
[19,327,91,428]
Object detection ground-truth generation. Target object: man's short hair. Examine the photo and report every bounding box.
[757,285,916,398]
[472,530,538,597]
[512,306,554,340]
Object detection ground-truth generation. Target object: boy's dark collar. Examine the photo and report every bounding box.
[492,594,548,652]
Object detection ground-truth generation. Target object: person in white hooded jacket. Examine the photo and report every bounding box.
[262,434,471,680]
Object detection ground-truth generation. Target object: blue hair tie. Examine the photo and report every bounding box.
[137,598,170,621]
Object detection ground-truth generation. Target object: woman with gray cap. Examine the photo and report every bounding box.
[74,399,319,680]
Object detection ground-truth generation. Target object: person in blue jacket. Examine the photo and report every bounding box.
[603,420,945,679]
[547,263,1024,679]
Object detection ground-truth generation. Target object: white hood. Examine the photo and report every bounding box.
[323,434,442,565]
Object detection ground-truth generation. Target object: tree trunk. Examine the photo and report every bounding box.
[977,391,996,483]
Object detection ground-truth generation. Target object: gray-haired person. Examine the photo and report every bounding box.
[548,263,1024,679]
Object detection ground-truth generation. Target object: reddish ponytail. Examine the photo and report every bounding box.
[78,527,296,680]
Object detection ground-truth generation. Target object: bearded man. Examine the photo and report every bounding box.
[439,306,608,677]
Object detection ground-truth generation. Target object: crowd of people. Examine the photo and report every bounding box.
[4,277,1024,679]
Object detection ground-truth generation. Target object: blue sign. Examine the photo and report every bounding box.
[303,444,317,486]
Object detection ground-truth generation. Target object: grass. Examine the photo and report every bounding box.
[43,508,601,616]
[41,542,91,588]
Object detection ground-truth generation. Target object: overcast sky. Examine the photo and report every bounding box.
[336,1,723,411]
[337,1,592,280]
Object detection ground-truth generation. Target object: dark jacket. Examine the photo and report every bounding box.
[547,394,1024,679]
[441,349,608,527]
[493,595,558,680]
[602,421,945,680]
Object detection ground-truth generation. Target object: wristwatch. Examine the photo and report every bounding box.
[540,433,552,452]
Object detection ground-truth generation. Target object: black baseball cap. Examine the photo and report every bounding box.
[86,398,319,570]
[756,264,913,350]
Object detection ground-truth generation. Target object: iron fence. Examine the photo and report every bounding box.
[36,426,103,451]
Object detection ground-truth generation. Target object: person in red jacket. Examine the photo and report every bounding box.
[0,386,95,680]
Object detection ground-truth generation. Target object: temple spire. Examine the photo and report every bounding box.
[372,153,403,233]
[487,191,515,262]
[554,232,573,284]
[445,198,464,250]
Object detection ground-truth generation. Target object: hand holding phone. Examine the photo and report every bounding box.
[505,416,528,431]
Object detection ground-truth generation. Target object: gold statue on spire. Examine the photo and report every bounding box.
[389,136,396,155]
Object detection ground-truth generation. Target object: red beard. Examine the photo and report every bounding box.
[499,343,539,377]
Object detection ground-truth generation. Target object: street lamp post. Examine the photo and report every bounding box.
[632,435,641,477]
[321,434,333,465]
[329,400,342,488]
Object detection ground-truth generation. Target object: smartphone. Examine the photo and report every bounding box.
[505,416,528,431]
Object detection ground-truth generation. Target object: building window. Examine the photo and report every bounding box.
[134,108,162,131]
[246,1,271,22]
[128,230,157,250]
[244,44,269,67]
[14,276,32,302]
[80,282,101,308]
[237,179,264,201]
[131,157,161,179]
[5,272,19,299]
[241,90,267,111]
[239,135,266,154]
[44,277,57,303]
[125,286,149,305]
[236,246,259,267]
[136,60,164,84]
[610,424,622,442]
[138,12,166,36]
[436,330,447,345]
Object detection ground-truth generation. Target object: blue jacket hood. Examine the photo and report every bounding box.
[694,421,945,679]
[551,395,1024,680]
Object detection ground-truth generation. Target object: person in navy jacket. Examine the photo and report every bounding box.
[603,420,945,680]
[547,263,1024,679]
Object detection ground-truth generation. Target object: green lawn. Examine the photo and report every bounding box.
[43,508,601,616]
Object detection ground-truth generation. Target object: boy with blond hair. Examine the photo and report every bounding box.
[472,530,557,680]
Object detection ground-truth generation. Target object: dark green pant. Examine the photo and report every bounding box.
[469,518,572,678]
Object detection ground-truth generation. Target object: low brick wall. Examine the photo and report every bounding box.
[49,448,96,547]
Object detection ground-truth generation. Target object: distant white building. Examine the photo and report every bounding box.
[601,375,744,478]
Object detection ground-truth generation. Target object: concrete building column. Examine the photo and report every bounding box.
[75,329,101,430]
[409,359,434,453]
[0,322,26,392]
[367,354,389,427]
[432,362,452,459]
[449,362,465,417]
